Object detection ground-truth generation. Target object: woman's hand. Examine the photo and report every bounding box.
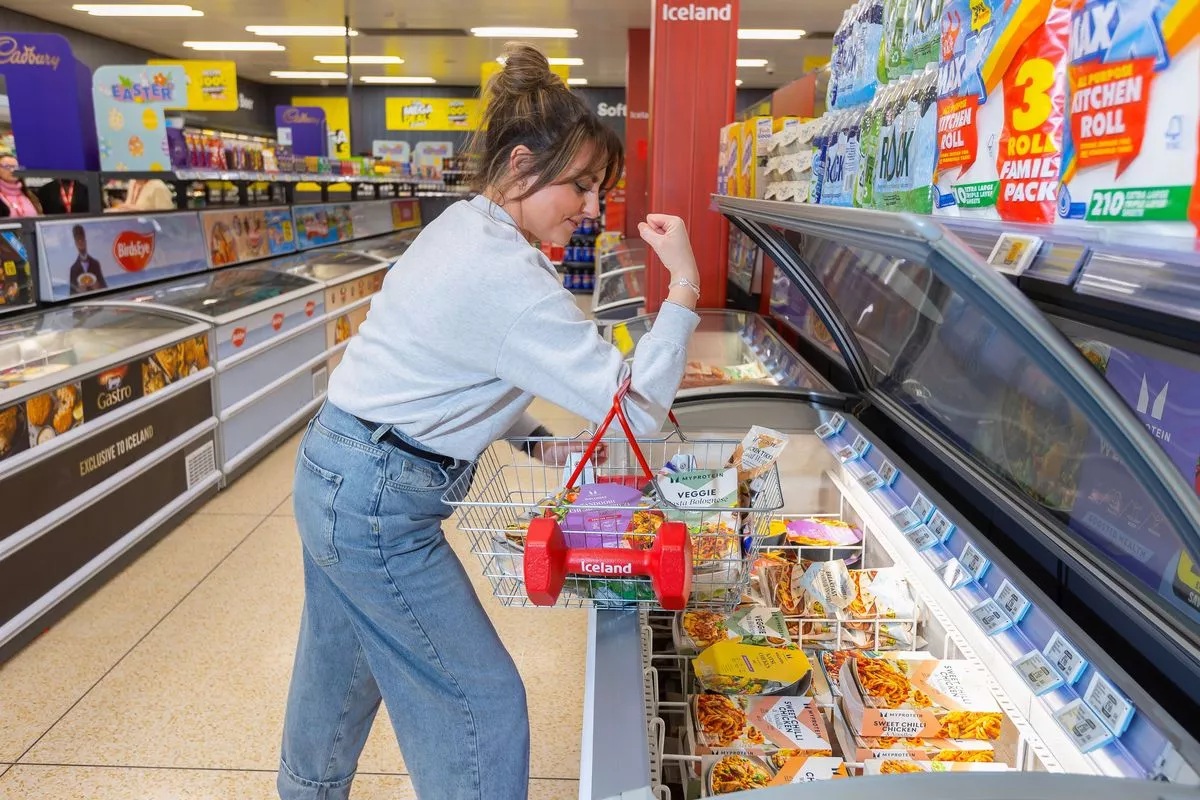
[535,440,609,467]
[638,214,699,284]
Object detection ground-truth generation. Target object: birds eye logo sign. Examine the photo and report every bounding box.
[113,231,156,272]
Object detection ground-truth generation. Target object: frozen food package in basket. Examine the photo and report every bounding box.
[769,756,849,784]
[703,754,775,796]
[726,425,789,489]
[674,606,793,654]
[864,758,1009,774]
[557,483,648,549]
[692,694,832,757]
[934,0,1071,221]
[693,641,813,696]
[1057,0,1199,234]
[840,656,1004,739]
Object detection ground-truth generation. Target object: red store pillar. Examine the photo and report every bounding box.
[646,0,739,313]
[625,28,651,240]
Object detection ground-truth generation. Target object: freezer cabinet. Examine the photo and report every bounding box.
[576,199,1200,798]
[90,268,327,480]
[264,248,391,374]
[0,304,219,661]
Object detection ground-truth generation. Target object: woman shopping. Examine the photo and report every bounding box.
[278,43,702,800]
[0,153,42,218]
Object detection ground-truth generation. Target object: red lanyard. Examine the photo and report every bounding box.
[59,181,75,212]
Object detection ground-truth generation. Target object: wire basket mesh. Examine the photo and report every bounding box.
[444,432,784,610]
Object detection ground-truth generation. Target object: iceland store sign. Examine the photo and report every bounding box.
[0,33,98,170]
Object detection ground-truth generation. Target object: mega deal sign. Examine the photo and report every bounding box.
[149,59,239,112]
[385,97,481,131]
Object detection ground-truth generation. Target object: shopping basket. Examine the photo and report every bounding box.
[443,380,785,611]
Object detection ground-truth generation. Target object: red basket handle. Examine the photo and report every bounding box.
[564,378,681,489]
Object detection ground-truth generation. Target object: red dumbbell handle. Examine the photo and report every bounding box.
[564,547,655,579]
[565,378,682,490]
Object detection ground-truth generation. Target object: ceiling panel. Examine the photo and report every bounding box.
[3,0,844,88]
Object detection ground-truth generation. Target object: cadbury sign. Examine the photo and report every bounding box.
[0,36,62,70]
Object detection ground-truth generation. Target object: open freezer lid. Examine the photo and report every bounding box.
[718,197,1200,678]
[349,229,420,261]
[264,248,389,287]
[95,267,320,325]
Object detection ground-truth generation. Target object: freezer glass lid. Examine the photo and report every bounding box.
[778,225,1200,631]
[595,267,645,308]
[0,305,190,390]
[359,229,419,253]
[616,310,831,391]
[110,268,317,318]
[273,250,386,282]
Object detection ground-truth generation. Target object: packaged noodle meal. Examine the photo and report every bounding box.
[726,425,789,495]
[693,641,813,696]
[703,754,775,795]
[863,758,1009,775]
[832,699,996,762]
[674,607,792,654]
[840,656,1004,740]
[769,755,849,785]
[692,694,832,758]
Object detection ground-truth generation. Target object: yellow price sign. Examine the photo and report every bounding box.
[149,59,238,111]
[3,260,16,277]
[385,97,482,131]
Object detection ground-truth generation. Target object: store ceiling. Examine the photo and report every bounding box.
[5,0,844,88]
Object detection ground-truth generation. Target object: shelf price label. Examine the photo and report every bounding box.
[988,232,1043,277]
[834,444,858,462]
[911,493,934,523]
[905,525,940,552]
[1083,673,1135,736]
[1014,650,1065,695]
[1054,699,1115,753]
[995,580,1032,623]
[970,598,1014,635]
[1044,632,1089,685]
[815,413,847,439]
[890,506,921,532]
[959,543,991,580]
[851,434,872,458]
[859,470,885,491]
[940,558,972,590]
[878,459,899,487]
[928,510,956,543]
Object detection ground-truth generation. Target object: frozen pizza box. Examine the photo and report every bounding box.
[831,699,996,763]
[839,656,1003,740]
[862,759,1010,775]
[690,694,833,759]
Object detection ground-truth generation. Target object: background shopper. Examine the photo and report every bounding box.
[0,152,42,218]
[277,43,702,800]
[108,178,175,212]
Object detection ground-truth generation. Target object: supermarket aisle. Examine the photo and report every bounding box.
[0,394,594,800]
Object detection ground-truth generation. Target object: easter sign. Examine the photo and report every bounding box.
[93,65,188,172]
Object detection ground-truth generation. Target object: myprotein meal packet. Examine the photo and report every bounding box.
[674,607,793,654]
[863,758,1009,775]
[702,754,775,796]
[692,694,832,756]
[831,702,996,762]
[693,641,813,696]
[769,755,850,785]
[726,426,790,488]
[840,655,1004,739]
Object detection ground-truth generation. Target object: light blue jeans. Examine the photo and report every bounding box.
[278,402,530,800]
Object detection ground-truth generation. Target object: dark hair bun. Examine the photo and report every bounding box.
[487,43,567,116]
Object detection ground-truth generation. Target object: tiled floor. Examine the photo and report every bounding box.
[0,395,592,799]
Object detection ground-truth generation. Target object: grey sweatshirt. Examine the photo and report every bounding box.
[327,195,700,461]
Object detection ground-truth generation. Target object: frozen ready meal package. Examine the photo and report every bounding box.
[693,641,813,696]
[702,754,775,796]
[832,702,996,762]
[769,755,849,785]
[674,606,792,654]
[840,655,1004,739]
[1058,0,1199,234]
[691,694,833,757]
[935,0,1072,221]
[864,758,1010,774]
